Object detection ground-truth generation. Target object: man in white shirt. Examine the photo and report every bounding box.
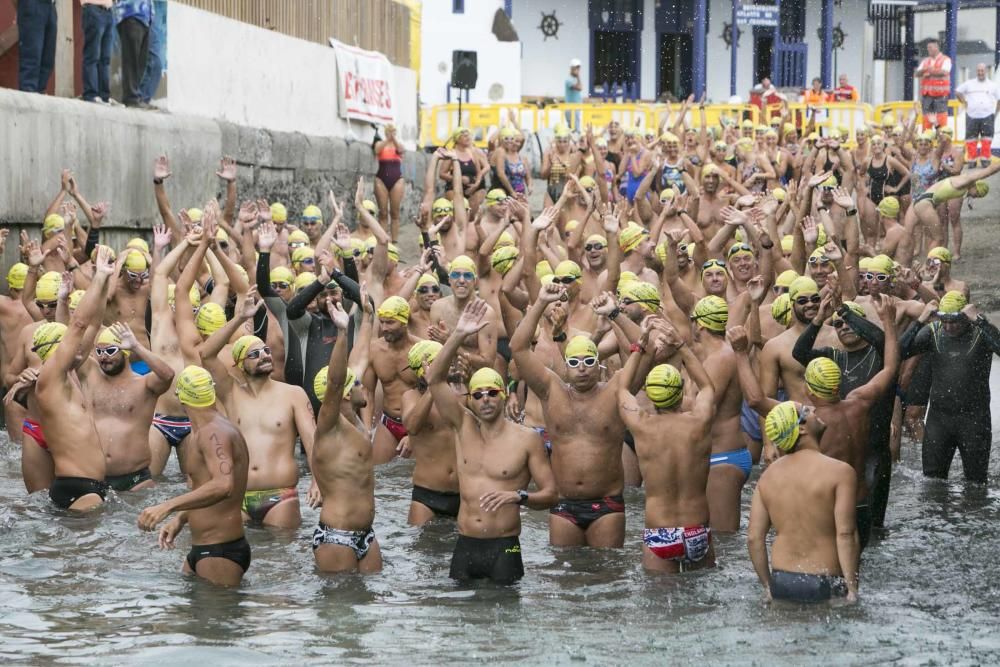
[956,63,1000,167]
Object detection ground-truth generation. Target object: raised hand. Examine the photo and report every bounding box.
[539,282,566,303]
[872,293,897,322]
[328,300,350,330]
[719,205,747,227]
[257,222,277,251]
[95,244,115,276]
[240,286,263,320]
[428,320,449,344]
[455,298,490,337]
[110,321,138,351]
[61,168,73,192]
[152,223,171,249]
[238,201,257,226]
[57,271,73,300]
[256,199,272,224]
[801,216,819,245]
[154,155,171,181]
[747,275,766,303]
[590,291,617,316]
[808,170,832,188]
[185,226,204,246]
[831,186,854,210]
[726,325,750,353]
[216,156,237,182]
[360,281,374,315]
[822,242,842,262]
[531,206,559,231]
[354,178,366,207]
[90,202,109,224]
[26,240,48,267]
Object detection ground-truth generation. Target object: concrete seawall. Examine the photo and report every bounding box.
[0,88,429,271]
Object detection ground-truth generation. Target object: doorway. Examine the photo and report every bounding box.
[753,29,774,85]
[592,29,640,94]
[657,33,692,101]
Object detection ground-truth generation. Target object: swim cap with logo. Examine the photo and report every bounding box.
[939,290,968,314]
[468,367,506,397]
[432,198,454,217]
[270,202,288,222]
[43,214,65,237]
[620,281,661,313]
[35,271,62,302]
[554,260,582,280]
[176,365,216,408]
[485,189,508,207]
[564,335,598,360]
[288,229,310,246]
[788,277,819,301]
[291,247,316,266]
[841,301,866,318]
[645,364,683,409]
[765,401,802,452]
[167,284,201,308]
[927,247,952,264]
[408,340,442,378]
[869,255,895,276]
[491,246,519,276]
[619,223,648,253]
[417,273,440,289]
[535,260,553,279]
[313,365,357,401]
[7,263,27,290]
[68,289,85,310]
[377,296,410,324]
[692,295,728,332]
[32,322,67,361]
[231,335,264,369]
[494,231,516,249]
[124,250,149,272]
[302,204,322,220]
[195,303,227,336]
[771,293,793,326]
[877,196,900,219]
[805,357,842,400]
[126,237,149,253]
[776,270,799,289]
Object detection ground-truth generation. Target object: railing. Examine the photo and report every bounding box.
[174,0,411,67]
[873,100,965,136]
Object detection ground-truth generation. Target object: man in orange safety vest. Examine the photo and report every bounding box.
[916,39,952,130]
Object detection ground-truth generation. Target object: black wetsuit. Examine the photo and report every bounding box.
[792,307,893,542]
[257,252,361,413]
[900,316,1000,483]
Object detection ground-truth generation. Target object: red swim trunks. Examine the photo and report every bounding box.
[22,419,47,450]
[380,412,408,442]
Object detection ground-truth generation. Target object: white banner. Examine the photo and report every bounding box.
[329,38,396,124]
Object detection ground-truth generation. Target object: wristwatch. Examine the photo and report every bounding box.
[608,307,621,320]
[517,490,529,505]
[845,207,858,217]
[552,331,567,342]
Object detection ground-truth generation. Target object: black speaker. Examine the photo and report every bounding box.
[451,50,478,89]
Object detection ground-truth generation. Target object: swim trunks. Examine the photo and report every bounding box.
[856,503,873,551]
[411,484,461,518]
[710,447,753,480]
[550,495,625,530]
[129,359,151,375]
[380,412,408,443]
[624,429,636,453]
[49,476,109,509]
[770,569,848,602]
[242,487,297,524]
[22,418,47,450]
[642,525,712,563]
[186,536,252,573]
[106,466,153,492]
[740,400,763,441]
[311,522,376,560]
[152,414,193,448]
[449,534,524,585]
[497,336,512,363]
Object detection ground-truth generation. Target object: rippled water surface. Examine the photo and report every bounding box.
[3,364,1000,665]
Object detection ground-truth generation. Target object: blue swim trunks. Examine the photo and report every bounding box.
[710,448,753,480]
[130,359,151,375]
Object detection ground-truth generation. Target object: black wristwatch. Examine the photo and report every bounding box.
[552,331,567,342]
[153,177,164,186]
[517,490,529,505]
[609,307,621,320]
[761,241,774,249]
[845,207,858,217]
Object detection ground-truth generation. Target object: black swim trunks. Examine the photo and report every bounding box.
[412,484,461,518]
[449,534,524,585]
[550,495,625,530]
[770,569,848,602]
[106,467,153,492]
[186,536,252,574]
[49,476,109,509]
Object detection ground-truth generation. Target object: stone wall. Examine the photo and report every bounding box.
[0,88,430,279]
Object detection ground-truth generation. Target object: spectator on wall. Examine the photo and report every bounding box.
[137,0,167,104]
[81,0,114,103]
[565,58,583,129]
[114,0,153,107]
[15,0,58,93]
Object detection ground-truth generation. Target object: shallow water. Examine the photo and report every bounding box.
[3,366,1000,665]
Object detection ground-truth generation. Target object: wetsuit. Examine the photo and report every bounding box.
[257,252,360,413]
[792,307,893,539]
[900,316,1000,483]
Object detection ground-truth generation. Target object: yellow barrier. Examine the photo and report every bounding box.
[419,104,542,148]
[773,102,873,144]
[874,100,963,135]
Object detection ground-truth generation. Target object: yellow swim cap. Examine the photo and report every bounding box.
[701,258,728,279]
[617,271,638,294]
[974,180,989,198]
[781,235,794,254]
[858,257,873,272]
[783,122,797,136]
[495,231,516,249]
[126,237,149,253]
[728,242,754,260]
[620,281,660,313]
[417,273,440,289]
[564,219,580,234]
[878,196,900,219]
[269,266,295,285]
[313,365,357,401]
[124,250,148,272]
[939,290,968,314]
[765,401,802,451]
[449,255,478,277]
[661,131,679,144]
[377,295,410,324]
[32,322,67,361]
[491,246,519,276]
[186,208,204,223]
[788,276,819,301]
[619,223,648,254]
[89,244,116,263]
[96,326,130,356]
[294,272,317,292]
[554,124,572,138]
[408,340,442,378]
[741,119,754,128]
[468,367,506,397]
[579,175,597,190]
[43,214,65,237]
[655,241,668,265]
[288,229,310,246]
[776,269,799,289]
[231,334,264,369]
[805,357,841,400]
[500,126,519,139]
[195,303,227,337]
[869,254,894,276]
[35,271,62,302]
[771,293,793,326]
[68,289,85,310]
[387,243,401,263]
[918,129,936,143]
[432,198,454,217]
[842,301,866,318]
[536,260,553,279]
[362,199,379,215]
[7,263,27,291]
[772,187,787,202]
[554,260,582,280]
[645,363,683,409]
[927,246,952,264]
[167,284,201,309]
[302,204,323,220]
[270,202,288,222]
[692,295,729,332]
[564,335,598,360]
[585,234,607,249]
[659,188,677,203]
[485,189,508,207]
[820,175,838,188]
[291,246,316,266]
[176,365,216,408]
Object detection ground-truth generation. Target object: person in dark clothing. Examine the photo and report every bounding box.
[900,291,1000,483]
[81,1,115,103]
[114,0,152,107]
[792,299,896,531]
[16,0,58,93]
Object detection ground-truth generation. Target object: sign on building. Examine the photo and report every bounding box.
[735,4,779,27]
[330,38,396,124]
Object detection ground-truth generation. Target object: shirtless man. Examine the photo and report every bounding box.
[511,282,629,548]
[618,325,717,572]
[0,260,32,446]
[310,302,382,574]
[408,273,441,339]
[187,266,317,529]
[35,246,114,510]
[106,249,152,353]
[429,256,499,372]
[401,340,461,525]
[428,299,557,584]
[923,246,968,298]
[367,295,423,464]
[83,322,173,492]
[748,401,859,603]
[140,365,251,587]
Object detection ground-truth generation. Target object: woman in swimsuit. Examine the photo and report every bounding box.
[605,119,625,171]
[860,133,909,245]
[936,126,966,258]
[540,127,581,206]
[735,137,775,194]
[617,128,653,203]
[373,124,405,242]
[439,127,490,217]
[491,128,531,198]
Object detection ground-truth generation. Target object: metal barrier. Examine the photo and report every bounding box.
[769,102,873,143]
[874,100,964,136]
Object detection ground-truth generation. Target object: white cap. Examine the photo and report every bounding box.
[570,58,582,68]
